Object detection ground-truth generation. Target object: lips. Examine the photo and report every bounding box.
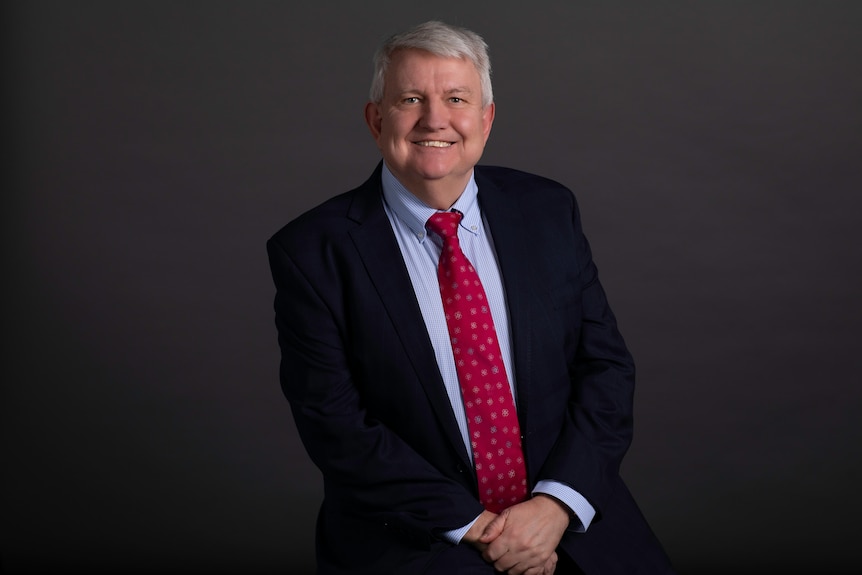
[415,140,453,147]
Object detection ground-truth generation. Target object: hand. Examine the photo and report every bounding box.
[462,509,501,552]
[478,495,570,575]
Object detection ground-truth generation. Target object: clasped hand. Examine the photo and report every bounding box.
[463,495,571,575]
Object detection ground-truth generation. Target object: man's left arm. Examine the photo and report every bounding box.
[533,187,637,516]
[532,480,595,532]
[479,185,637,570]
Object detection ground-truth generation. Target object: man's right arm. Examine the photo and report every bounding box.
[267,236,484,540]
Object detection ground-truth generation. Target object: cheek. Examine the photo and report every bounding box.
[379,126,404,150]
[388,128,415,152]
[386,113,416,137]
[455,116,487,141]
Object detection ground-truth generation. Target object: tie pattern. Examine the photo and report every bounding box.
[426,211,528,513]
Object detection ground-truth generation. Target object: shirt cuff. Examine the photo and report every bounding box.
[439,515,480,544]
[440,480,596,544]
[533,480,596,533]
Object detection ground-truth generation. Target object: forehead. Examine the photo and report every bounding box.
[385,49,481,92]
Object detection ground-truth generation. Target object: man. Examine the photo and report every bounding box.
[267,20,674,575]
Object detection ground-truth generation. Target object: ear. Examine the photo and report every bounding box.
[481,102,495,143]
[364,101,383,143]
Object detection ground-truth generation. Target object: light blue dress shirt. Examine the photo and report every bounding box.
[380,163,596,543]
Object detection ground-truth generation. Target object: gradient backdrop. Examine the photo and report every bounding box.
[4,1,861,573]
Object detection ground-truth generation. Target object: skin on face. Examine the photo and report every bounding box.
[364,49,495,209]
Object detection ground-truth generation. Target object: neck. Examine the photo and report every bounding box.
[388,166,473,210]
[411,177,473,210]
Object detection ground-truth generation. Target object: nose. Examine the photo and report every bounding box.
[419,98,449,130]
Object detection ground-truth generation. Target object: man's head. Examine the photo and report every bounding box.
[364,21,495,208]
[368,20,493,107]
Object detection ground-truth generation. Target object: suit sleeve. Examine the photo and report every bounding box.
[535,190,637,520]
[266,235,484,541]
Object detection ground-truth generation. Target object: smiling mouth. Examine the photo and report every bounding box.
[415,140,453,148]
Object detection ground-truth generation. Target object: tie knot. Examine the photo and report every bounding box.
[426,211,463,240]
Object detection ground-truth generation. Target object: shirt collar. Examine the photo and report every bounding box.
[381,162,482,243]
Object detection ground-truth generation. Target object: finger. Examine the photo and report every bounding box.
[502,560,527,575]
[479,508,509,543]
[498,548,551,575]
[495,549,539,575]
[487,545,519,571]
[542,551,558,575]
[482,541,507,564]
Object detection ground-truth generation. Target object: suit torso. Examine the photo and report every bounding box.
[267,163,674,574]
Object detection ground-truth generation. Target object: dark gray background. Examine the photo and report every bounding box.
[4,1,861,573]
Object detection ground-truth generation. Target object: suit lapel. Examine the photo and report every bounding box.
[346,166,472,468]
[474,169,537,433]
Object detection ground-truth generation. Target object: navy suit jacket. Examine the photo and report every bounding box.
[267,163,674,574]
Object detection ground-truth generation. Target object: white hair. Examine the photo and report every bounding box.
[368,20,493,107]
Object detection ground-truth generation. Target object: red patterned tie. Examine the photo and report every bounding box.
[426,210,528,513]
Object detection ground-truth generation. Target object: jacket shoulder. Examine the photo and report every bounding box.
[267,166,382,250]
[268,188,354,247]
[475,165,577,207]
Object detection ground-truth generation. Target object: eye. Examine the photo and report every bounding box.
[449,97,463,103]
[403,97,420,104]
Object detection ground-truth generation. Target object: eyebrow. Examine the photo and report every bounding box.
[397,86,474,97]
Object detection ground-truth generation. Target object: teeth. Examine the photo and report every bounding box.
[417,141,452,147]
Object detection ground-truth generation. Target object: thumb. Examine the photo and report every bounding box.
[479,508,508,543]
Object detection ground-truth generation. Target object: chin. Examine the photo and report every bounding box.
[411,162,462,181]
